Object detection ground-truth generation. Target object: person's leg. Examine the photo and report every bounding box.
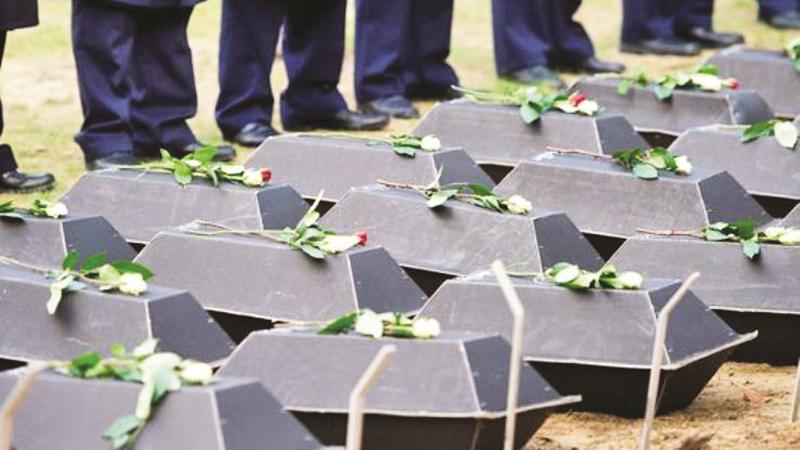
[280,0,349,126]
[758,0,797,20]
[215,0,282,138]
[621,0,677,42]
[675,0,713,31]
[0,31,5,141]
[71,0,136,162]
[129,6,197,155]
[403,0,459,97]
[354,0,410,104]
[542,0,594,66]
[491,0,550,76]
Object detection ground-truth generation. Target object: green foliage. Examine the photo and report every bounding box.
[615,64,735,101]
[703,220,761,259]
[56,340,213,450]
[616,69,649,96]
[277,197,362,259]
[123,148,270,188]
[382,134,441,157]
[0,199,68,220]
[741,120,799,149]
[786,37,800,72]
[539,263,644,290]
[318,310,441,339]
[454,86,598,124]
[612,147,689,180]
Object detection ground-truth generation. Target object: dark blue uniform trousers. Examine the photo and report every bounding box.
[72,0,198,161]
[354,0,459,103]
[0,31,16,174]
[492,0,594,76]
[622,0,713,42]
[758,0,798,19]
[215,0,348,135]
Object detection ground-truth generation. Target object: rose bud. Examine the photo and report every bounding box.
[420,135,442,152]
[261,167,272,183]
[569,92,587,106]
[242,169,264,187]
[356,231,368,246]
[725,78,739,90]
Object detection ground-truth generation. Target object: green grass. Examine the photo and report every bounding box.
[0,0,797,203]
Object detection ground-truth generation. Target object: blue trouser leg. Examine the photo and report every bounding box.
[0,30,14,174]
[354,0,410,103]
[491,0,549,75]
[0,31,5,140]
[280,0,348,126]
[129,7,197,154]
[622,0,681,42]
[540,0,595,66]
[72,0,135,161]
[759,0,798,19]
[675,0,713,31]
[215,0,282,136]
[403,0,459,94]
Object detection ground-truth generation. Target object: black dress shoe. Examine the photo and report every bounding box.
[677,27,745,48]
[168,142,236,162]
[225,123,280,148]
[620,37,701,56]
[86,152,142,171]
[283,109,390,132]
[573,57,626,74]
[360,95,419,119]
[0,170,55,192]
[762,10,800,29]
[503,66,566,89]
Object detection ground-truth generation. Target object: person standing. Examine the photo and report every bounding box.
[71,0,235,170]
[620,0,745,56]
[0,0,55,191]
[354,0,460,119]
[216,0,389,148]
[492,0,625,86]
[758,0,800,28]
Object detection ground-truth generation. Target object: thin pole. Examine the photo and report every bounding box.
[790,358,800,423]
[346,345,397,450]
[640,272,700,450]
[491,260,527,450]
[0,363,48,450]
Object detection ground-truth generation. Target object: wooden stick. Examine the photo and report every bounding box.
[640,272,700,450]
[545,146,613,159]
[0,363,48,450]
[790,358,800,423]
[346,345,397,450]
[636,228,704,239]
[491,260,527,450]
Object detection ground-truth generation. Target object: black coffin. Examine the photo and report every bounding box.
[219,330,580,450]
[420,275,755,417]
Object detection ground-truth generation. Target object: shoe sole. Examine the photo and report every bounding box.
[619,43,701,56]
[0,183,56,194]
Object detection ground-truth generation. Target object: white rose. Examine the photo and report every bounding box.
[180,360,214,385]
[761,227,785,241]
[505,195,532,215]
[44,202,69,219]
[674,155,693,175]
[779,229,800,246]
[773,121,799,149]
[618,271,644,289]
[316,235,361,254]
[420,135,442,152]
[690,73,722,91]
[412,318,441,339]
[242,169,264,187]
[355,310,384,339]
[118,272,147,296]
[577,100,599,116]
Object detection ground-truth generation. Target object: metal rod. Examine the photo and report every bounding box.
[346,345,397,450]
[790,357,800,423]
[0,363,47,450]
[491,260,527,450]
[640,272,700,450]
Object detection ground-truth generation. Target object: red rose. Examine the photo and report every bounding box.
[261,168,272,183]
[569,93,587,106]
[726,78,739,90]
[356,231,368,246]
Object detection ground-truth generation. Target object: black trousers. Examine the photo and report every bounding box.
[1,30,6,137]
[0,31,16,174]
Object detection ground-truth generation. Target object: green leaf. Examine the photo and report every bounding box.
[731,219,757,241]
[467,183,495,197]
[653,84,674,101]
[173,161,193,186]
[794,59,800,72]
[426,189,459,208]
[742,239,761,259]
[392,146,417,157]
[62,251,80,270]
[299,244,327,260]
[81,253,108,273]
[110,343,127,358]
[104,415,141,440]
[519,103,541,124]
[109,260,154,280]
[704,229,730,241]
[553,264,580,284]
[318,311,359,334]
[190,146,218,165]
[133,338,159,358]
[68,351,102,377]
[617,79,631,96]
[632,164,659,180]
[47,273,77,315]
[741,120,776,143]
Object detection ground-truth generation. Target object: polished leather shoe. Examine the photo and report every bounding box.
[763,11,800,29]
[0,170,55,192]
[86,152,142,171]
[573,57,626,74]
[504,66,566,89]
[225,123,280,148]
[360,95,419,119]
[169,142,236,162]
[620,37,701,56]
[677,27,744,48]
[283,109,390,132]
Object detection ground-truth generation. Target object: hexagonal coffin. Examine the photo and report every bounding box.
[320,185,603,292]
[572,76,774,135]
[611,236,800,364]
[60,169,309,244]
[219,330,580,450]
[0,370,323,450]
[707,46,800,118]
[420,275,755,417]
[136,226,427,324]
[669,125,800,201]
[0,265,235,365]
[243,134,494,203]
[0,212,135,268]
[494,154,771,238]
[412,100,647,167]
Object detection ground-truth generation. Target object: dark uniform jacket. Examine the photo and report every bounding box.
[0,0,38,31]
